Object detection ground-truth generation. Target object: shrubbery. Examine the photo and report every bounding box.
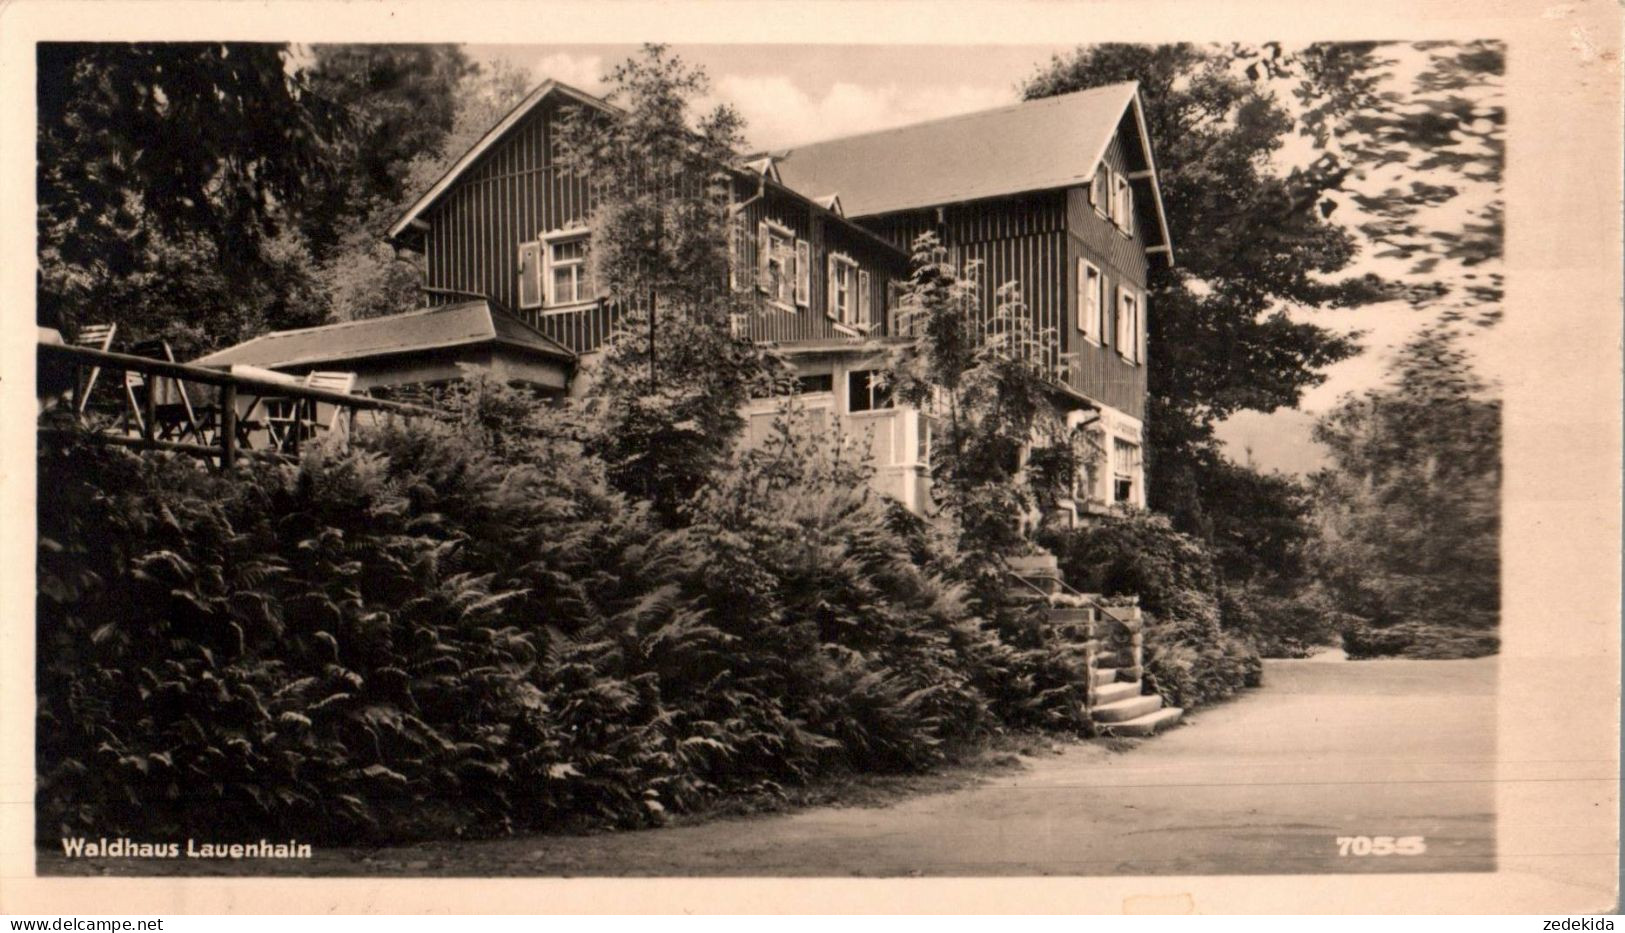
[1041,511,1262,709]
[37,385,1103,844]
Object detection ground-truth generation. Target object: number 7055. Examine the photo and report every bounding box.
[1337,835,1426,856]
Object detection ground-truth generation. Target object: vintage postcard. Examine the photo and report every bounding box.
[0,0,1618,915]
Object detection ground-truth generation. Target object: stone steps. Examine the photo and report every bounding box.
[1089,678,1185,736]
[1091,693,1166,723]
[1093,680,1142,705]
[1105,706,1184,737]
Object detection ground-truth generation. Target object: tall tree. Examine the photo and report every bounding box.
[1287,40,1504,327]
[556,45,786,522]
[1021,44,1369,537]
[1309,327,1499,656]
[301,44,475,256]
[37,42,342,339]
[313,54,527,322]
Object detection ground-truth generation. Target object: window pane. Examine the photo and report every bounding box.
[798,373,834,394]
[848,369,872,412]
[553,267,575,302]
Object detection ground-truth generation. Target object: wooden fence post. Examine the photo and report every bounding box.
[141,379,157,443]
[220,385,237,469]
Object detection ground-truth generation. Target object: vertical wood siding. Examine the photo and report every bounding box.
[734,187,908,344]
[419,96,908,356]
[859,192,1070,378]
[1063,133,1149,418]
[423,98,594,327]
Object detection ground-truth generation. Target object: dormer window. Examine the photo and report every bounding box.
[543,229,595,307]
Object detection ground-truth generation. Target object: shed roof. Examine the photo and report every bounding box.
[760,82,1173,262]
[192,300,574,370]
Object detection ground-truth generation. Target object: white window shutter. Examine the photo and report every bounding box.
[1076,259,1087,332]
[757,221,770,292]
[1117,286,1131,357]
[827,253,838,321]
[1137,291,1148,363]
[542,241,556,307]
[795,239,811,307]
[858,269,871,326]
[518,242,542,309]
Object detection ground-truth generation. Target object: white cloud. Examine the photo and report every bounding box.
[703,75,1012,151]
[531,52,608,95]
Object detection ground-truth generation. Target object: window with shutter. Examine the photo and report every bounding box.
[1090,168,1108,217]
[542,231,593,307]
[758,221,795,307]
[828,253,858,324]
[1113,173,1133,235]
[1117,287,1136,361]
[517,241,542,309]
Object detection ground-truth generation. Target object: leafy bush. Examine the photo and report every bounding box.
[1040,510,1262,709]
[1219,587,1338,659]
[1342,621,1499,660]
[38,389,1111,844]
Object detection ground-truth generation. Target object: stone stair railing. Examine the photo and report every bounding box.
[1008,553,1179,737]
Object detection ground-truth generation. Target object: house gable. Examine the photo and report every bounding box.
[766,81,1173,268]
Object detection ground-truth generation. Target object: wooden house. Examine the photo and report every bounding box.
[761,82,1174,514]
[208,77,1174,517]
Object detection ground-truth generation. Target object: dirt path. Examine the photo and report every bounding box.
[41,657,1499,877]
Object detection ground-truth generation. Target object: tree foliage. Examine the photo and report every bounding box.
[1310,327,1499,657]
[36,42,481,346]
[556,45,788,522]
[36,42,343,340]
[1287,41,1505,325]
[886,233,1076,589]
[1021,44,1367,536]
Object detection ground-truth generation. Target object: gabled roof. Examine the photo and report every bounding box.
[761,82,1174,264]
[388,80,620,241]
[192,300,574,370]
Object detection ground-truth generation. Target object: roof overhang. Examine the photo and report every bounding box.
[387,80,622,242]
[1108,89,1174,267]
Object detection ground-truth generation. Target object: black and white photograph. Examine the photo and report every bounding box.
[2,0,1619,917]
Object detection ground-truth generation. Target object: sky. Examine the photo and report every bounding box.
[464,42,1504,475]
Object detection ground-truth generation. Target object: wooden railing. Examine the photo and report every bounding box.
[38,341,447,469]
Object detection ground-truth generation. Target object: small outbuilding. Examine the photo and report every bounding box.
[192,300,575,395]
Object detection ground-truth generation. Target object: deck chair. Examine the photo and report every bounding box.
[228,363,303,453]
[299,371,359,444]
[261,370,357,452]
[73,323,117,415]
[124,339,207,443]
